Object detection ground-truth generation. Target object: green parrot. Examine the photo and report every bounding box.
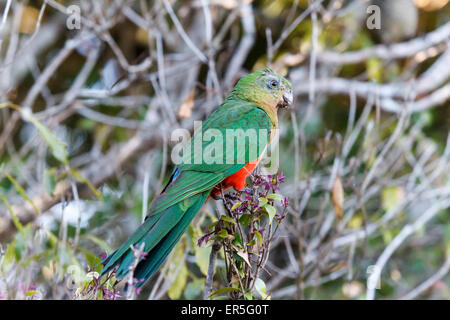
[100,68,293,287]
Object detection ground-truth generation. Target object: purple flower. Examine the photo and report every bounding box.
[103,288,121,299]
[277,173,286,184]
[243,190,253,201]
[262,179,272,191]
[253,175,263,186]
[275,213,286,223]
[198,232,212,247]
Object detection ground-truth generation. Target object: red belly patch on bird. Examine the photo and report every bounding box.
[210,159,259,197]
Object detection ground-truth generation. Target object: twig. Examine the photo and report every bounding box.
[399,255,450,300]
[318,22,450,64]
[161,0,207,63]
[366,199,450,300]
[204,240,221,300]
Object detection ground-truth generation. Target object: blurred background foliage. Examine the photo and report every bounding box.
[0,0,449,300]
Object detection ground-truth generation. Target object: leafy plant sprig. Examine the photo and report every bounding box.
[201,172,288,300]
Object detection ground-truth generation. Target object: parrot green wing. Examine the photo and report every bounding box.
[150,99,272,214]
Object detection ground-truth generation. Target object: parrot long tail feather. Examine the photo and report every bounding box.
[99,191,209,286]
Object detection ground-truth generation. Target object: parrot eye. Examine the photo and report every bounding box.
[267,79,279,89]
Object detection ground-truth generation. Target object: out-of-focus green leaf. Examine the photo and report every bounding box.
[43,168,57,195]
[2,171,40,214]
[25,290,39,297]
[14,225,32,261]
[382,186,405,211]
[0,102,68,164]
[194,245,211,276]
[79,248,102,270]
[1,241,16,272]
[83,234,112,254]
[207,221,218,231]
[0,194,25,235]
[20,249,53,268]
[168,262,188,300]
[70,169,103,201]
[367,57,382,82]
[22,110,68,165]
[167,240,188,300]
[184,279,204,299]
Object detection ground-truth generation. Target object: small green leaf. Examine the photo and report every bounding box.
[267,193,283,201]
[70,169,103,201]
[254,278,269,299]
[22,109,68,164]
[3,172,40,214]
[210,287,240,298]
[1,240,16,272]
[43,168,57,195]
[239,214,251,226]
[194,246,211,276]
[264,204,276,224]
[0,103,68,164]
[220,216,236,225]
[207,221,218,231]
[231,202,242,211]
[185,279,204,299]
[83,234,113,253]
[381,186,404,211]
[167,241,188,300]
[217,229,229,238]
[26,290,39,297]
[168,262,188,299]
[232,232,242,247]
[367,57,382,82]
[258,197,268,207]
[245,291,254,300]
[254,230,263,245]
[20,249,53,268]
[0,194,25,235]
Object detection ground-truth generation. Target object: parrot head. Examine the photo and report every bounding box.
[231,68,294,111]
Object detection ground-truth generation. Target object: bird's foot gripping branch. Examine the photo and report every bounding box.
[201,172,288,300]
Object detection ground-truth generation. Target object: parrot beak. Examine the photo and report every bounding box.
[279,88,293,109]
